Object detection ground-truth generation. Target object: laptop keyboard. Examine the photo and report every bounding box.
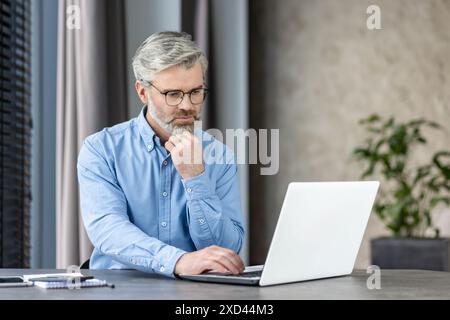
[226,270,262,278]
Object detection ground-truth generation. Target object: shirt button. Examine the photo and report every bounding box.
[147,144,153,151]
[187,187,192,193]
[163,160,168,166]
[162,191,168,197]
[199,218,205,224]
[161,221,167,227]
[160,266,165,272]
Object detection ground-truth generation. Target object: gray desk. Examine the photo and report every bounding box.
[1,269,449,300]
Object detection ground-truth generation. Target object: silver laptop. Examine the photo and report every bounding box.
[179,181,380,286]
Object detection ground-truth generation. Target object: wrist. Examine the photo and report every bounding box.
[181,166,205,180]
[174,252,188,275]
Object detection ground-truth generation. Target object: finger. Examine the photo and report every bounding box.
[187,132,201,145]
[175,135,195,161]
[165,141,175,152]
[210,246,244,272]
[203,260,230,274]
[176,133,192,146]
[180,133,202,155]
[169,135,182,146]
[224,248,245,271]
[216,249,244,274]
[171,135,188,159]
[178,133,200,156]
[211,251,241,275]
[217,253,242,274]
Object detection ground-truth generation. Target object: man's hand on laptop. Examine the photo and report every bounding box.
[165,132,204,180]
[174,245,245,276]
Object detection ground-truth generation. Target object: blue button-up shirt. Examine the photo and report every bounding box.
[77,106,245,277]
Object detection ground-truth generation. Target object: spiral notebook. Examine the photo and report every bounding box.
[23,273,111,289]
[32,278,109,289]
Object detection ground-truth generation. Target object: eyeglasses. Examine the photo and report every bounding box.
[141,80,209,106]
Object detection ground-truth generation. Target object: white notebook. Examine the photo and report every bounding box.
[32,278,109,289]
[23,272,110,289]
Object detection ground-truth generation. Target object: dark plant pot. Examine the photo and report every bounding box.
[371,237,450,271]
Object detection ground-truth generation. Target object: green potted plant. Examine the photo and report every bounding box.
[353,114,450,271]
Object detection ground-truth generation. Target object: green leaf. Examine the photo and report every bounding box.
[424,210,432,227]
[387,223,400,235]
[413,165,431,185]
[359,114,380,124]
[374,138,386,152]
[434,228,440,238]
[388,125,408,155]
[380,154,392,170]
[417,137,427,144]
[427,176,440,192]
[362,162,376,178]
[353,148,371,158]
[407,119,440,129]
[394,185,411,199]
[367,127,382,133]
[393,160,405,174]
[433,151,450,179]
[430,197,450,209]
[374,204,386,219]
[426,121,441,129]
[383,117,395,129]
[407,119,426,127]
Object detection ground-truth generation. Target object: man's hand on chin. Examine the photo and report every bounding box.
[165,131,205,179]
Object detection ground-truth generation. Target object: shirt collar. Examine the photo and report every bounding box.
[137,105,156,152]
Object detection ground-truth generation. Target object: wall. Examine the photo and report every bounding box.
[250,0,450,268]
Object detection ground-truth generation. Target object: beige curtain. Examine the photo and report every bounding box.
[56,0,128,268]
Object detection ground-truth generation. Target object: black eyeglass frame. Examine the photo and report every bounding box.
[140,79,209,106]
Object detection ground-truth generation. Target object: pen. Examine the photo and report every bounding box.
[27,276,94,282]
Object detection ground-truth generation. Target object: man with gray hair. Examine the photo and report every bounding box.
[77,31,245,277]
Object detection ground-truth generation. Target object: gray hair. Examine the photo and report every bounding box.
[132,31,208,82]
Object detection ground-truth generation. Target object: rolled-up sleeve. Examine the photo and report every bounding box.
[181,159,245,253]
[77,136,186,277]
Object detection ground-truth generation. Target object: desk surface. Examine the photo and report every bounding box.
[1,269,449,300]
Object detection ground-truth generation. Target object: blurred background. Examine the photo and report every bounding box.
[1,0,449,271]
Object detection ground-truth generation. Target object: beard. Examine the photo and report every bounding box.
[147,101,200,135]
